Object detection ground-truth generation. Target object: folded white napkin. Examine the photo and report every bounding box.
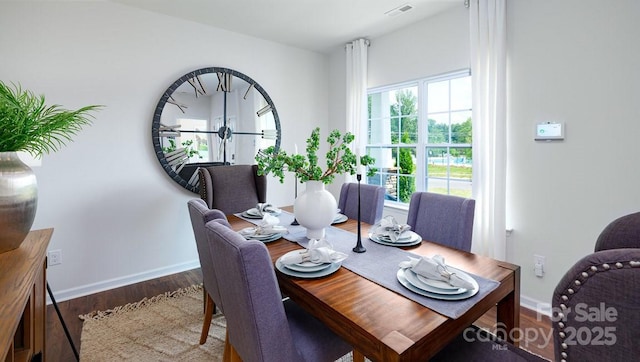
[280,239,348,265]
[398,254,475,290]
[239,214,287,237]
[254,203,281,217]
[374,216,412,242]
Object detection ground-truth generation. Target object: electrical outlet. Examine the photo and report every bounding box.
[534,254,545,277]
[48,249,62,266]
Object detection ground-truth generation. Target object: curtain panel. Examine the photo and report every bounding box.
[470,0,507,260]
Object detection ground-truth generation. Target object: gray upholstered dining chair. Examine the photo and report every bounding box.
[594,211,640,251]
[198,164,267,214]
[337,182,385,224]
[187,198,230,345]
[551,248,640,361]
[406,192,476,252]
[204,220,360,362]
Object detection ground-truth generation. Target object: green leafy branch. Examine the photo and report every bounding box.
[0,81,102,156]
[255,127,376,184]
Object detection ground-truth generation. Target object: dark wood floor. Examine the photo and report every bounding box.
[46,268,554,361]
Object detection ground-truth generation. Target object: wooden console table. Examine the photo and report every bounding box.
[0,228,52,362]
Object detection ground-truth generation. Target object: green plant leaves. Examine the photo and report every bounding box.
[0,81,102,156]
[255,127,377,184]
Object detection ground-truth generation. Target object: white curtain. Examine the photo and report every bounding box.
[470,0,507,260]
[346,39,369,159]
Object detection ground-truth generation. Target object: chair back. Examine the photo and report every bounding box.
[187,199,229,310]
[406,192,475,251]
[338,183,385,224]
[595,212,640,251]
[205,221,300,361]
[198,164,267,214]
[552,248,640,361]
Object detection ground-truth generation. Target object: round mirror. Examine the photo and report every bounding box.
[152,67,281,193]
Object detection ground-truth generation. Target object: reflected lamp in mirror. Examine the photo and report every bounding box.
[151,67,281,193]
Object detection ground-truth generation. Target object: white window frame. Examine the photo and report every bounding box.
[366,69,471,206]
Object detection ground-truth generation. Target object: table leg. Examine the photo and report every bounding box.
[497,266,520,346]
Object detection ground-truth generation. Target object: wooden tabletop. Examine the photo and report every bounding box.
[227,210,519,361]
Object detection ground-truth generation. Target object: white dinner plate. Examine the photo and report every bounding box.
[276,257,341,278]
[284,262,332,273]
[396,268,479,300]
[277,250,333,272]
[403,269,467,295]
[369,231,422,247]
[245,233,283,243]
[332,214,348,224]
[246,207,282,217]
[241,211,263,219]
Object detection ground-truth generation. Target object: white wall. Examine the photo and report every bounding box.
[0,1,328,300]
[507,0,640,307]
[330,0,640,309]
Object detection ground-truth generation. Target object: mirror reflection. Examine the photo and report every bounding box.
[152,67,280,193]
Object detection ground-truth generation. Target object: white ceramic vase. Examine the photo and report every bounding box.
[294,180,337,239]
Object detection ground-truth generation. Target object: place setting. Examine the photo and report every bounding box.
[368,215,422,247]
[238,213,287,243]
[240,203,282,219]
[332,208,348,224]
[275,238,347,278]
[397,254,479,301]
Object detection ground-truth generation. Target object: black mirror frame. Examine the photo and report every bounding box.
[151,67,281,193]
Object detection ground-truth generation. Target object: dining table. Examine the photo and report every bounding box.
[228,206,520,362]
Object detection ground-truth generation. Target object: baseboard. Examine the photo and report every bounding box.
[46,260,201,304]
[521,294,552,318]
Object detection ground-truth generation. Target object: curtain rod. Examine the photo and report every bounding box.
[345,39,370,48]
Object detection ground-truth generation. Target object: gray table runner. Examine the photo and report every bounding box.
[236,211,500,319]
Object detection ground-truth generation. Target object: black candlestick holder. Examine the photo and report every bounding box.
[291,175,299,225]
[352,174,366,253]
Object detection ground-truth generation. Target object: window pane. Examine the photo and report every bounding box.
[427,81,449,113]
[448,179,472,198]
[390,116,400,144]
[427,113,449,143]
[397,146,416,203]
[451,111,472,144]
[395,88,418,116]
[426,147,448,176]
[449,146,472,175]
[451,76,472,110]
[400,116,418,143]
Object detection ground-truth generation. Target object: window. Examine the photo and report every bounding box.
[366,70,472,205]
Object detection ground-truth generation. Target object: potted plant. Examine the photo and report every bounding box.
[0,81,102,253]
[255,127,376,238]
[255,127,376,183]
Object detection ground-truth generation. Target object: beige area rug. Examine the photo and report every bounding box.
[79,284,355,362]
[79,285,226,361]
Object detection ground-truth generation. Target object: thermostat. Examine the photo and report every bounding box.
[535,122,564,141]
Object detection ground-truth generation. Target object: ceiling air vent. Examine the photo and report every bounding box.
[385,3,414,17]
